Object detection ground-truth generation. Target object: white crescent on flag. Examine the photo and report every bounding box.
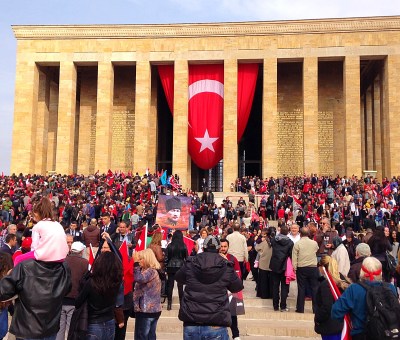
[188,79,224,100]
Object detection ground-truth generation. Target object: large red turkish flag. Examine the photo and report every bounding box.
[188,64,224,170]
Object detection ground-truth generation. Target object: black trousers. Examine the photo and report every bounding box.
[271,271,290,310]
[230,315,239,338]
[114,308,131,340]
[296,266,319,313]
[167,272,184,303]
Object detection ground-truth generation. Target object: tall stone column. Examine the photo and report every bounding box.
[11,61,39,174]
[172,60,191,190]
[56,61,77,175]
[262,58,278,179]
[373,76,382,180]
[95,62,113,174]
[47,80,59,172]
[343,56,362,177]
[382,55,400,178]
[34,69,50,174]
[366,87,373,170]
[303,57,319,176]
[360,95,366,170]
[133,61,152,174]
[223,59,238,192]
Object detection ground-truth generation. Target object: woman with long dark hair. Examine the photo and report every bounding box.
[367,227,392,282]
[165,230,187,310]
[75,251,123,339]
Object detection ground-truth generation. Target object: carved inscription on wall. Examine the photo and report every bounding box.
[111,110,135,171]
[318,110,334,175]
[277,109,304,176]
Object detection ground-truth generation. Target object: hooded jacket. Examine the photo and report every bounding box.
[0,260,71,338]
[270,234,294,274]
[175,251,243,327]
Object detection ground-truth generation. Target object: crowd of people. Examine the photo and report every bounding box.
[0,172,400,339]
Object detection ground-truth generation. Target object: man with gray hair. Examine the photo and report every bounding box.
[348,243,371,283]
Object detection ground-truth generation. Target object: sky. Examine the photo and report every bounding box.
[0,0,399,174]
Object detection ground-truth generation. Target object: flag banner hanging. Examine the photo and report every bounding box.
[155,195,191,230]
[188,64,224,170]
[237,63,258,142]
[158,65,174,115]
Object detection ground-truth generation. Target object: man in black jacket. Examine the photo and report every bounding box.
[176,235,243,340]
[270,225,294,311]
[0,259,71,339]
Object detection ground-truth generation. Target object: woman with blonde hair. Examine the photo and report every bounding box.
[332,257,398,339]
[133,248,162,340]
[149,231,164,269]
[195,227,209,254]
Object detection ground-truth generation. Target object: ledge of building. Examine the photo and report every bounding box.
[12,15,400,40]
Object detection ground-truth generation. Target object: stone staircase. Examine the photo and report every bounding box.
[126,278,319,339]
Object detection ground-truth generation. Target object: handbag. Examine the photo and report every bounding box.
[385,250,397,275]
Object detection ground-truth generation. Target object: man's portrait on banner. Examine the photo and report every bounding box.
[156,195,191,230]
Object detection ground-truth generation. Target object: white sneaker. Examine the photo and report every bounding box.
[233,337,241,340]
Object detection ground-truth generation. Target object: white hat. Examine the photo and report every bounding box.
[71,242,86,253]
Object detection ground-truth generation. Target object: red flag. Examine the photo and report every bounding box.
[183,236,196,256]
[1,172,3,178]
[119,240,134,295]
[161,227,169,241]
[322,267,352,340]
[106,169,113,178]
[123,183,127,199]
[188,64,224,170]
[382,184,391,197]
[135,224,148,251]
[88,244,95,270]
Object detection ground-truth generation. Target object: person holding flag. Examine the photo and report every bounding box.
[314,255,350,339]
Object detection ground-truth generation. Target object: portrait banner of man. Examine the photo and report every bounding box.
[156,195,191,230]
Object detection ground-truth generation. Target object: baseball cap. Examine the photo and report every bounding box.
[71,242,86,253]
[203,235,220,250]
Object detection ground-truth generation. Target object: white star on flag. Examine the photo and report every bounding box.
[195,129,219,153]
[137,239,142,247]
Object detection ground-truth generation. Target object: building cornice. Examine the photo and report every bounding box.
[12,16,400,40]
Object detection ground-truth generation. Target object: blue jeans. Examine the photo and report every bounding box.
[183,325,229,340]
[134,315,159,340]
[17,335,56,340]
[87,319,115,340]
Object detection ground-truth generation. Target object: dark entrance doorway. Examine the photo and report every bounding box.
[156,69,173,175]
[238,64,263,178]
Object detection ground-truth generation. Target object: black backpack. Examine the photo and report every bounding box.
[358,281,400,340]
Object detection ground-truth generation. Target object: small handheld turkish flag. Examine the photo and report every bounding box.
[135,224,148,252]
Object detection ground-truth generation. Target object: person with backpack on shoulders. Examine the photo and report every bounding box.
[332,256,400,340]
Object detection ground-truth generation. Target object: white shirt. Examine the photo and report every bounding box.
[288,233,301,244]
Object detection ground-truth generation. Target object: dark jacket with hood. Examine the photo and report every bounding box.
[175,251,243,327]
[83,224,100,247]
[270,234,294,273]
[0,260,71,338]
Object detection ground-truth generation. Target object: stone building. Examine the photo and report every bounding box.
[10,16,400,191]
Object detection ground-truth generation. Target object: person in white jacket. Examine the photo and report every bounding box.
[331,236,350,277]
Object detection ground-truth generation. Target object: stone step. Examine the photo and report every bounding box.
[161,307,314,321]
[125,331,319,340]
[126,317,318,337]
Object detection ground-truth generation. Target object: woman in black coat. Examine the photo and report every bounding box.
[165,230,187,310]
[314,255,349,339]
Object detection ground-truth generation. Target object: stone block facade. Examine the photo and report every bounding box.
[10,16,400,189]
